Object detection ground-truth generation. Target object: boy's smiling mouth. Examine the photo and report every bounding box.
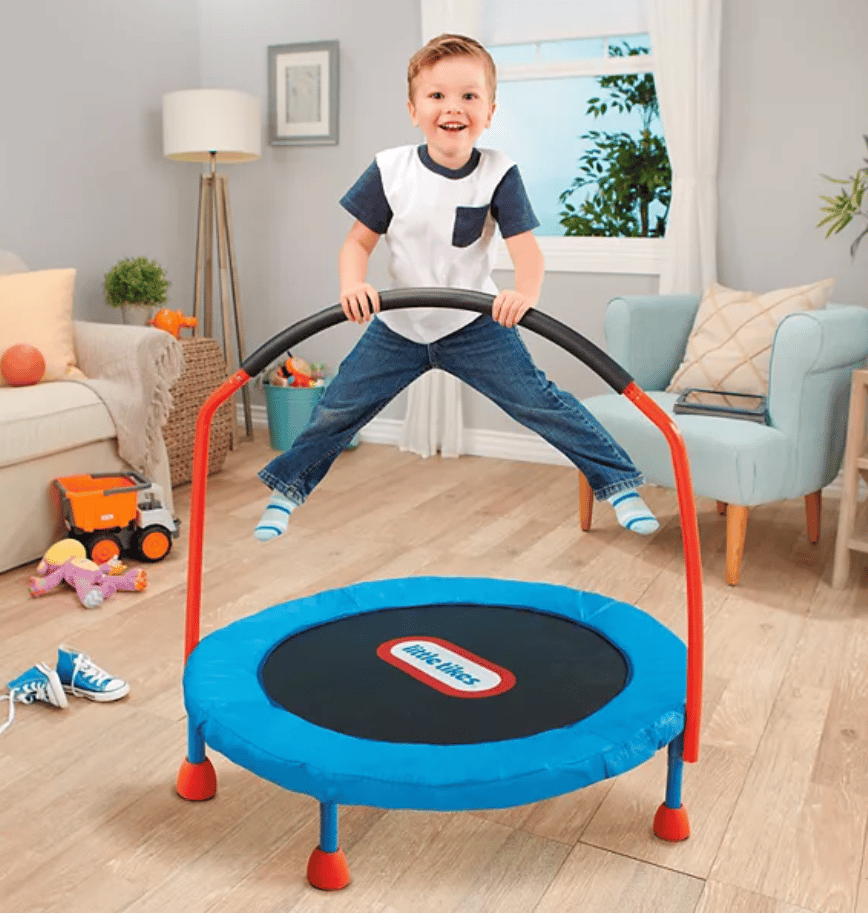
[439,123,466,132]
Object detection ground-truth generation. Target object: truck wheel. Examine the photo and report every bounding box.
[136,525,173,561]
[87,533,122,565]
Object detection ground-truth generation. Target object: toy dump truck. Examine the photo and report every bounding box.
[53,471,179,564]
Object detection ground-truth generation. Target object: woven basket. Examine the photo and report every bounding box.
[164,337,233,487]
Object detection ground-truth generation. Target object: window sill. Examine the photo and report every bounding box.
[496,235,665,275]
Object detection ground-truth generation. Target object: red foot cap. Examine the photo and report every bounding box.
[307,846,351,891]
[653,802,690,841]
[176,757,217,801]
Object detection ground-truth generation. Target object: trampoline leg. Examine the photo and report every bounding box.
[307,802,350,891]
[176,719,217,801]
[653,735,690,841]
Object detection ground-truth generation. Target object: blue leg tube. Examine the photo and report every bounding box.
[187,717,206,764]
[319,802,339,853]
[664,734,685,809]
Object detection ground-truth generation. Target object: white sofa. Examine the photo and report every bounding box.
[0,252,181,573]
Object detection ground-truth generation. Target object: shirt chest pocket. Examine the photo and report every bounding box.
[452,205,490,248]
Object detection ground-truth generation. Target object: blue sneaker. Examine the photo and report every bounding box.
[1,663,68,735]
[56,646,129,702]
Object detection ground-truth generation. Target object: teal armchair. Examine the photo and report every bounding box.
[580,294,868,585]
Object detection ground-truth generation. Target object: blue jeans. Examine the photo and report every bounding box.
[259,315,643,503]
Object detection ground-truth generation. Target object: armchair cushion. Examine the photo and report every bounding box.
[583,301,868,507]
[0,268,85,386]
[582,390,791,505]
[666,279,834,395]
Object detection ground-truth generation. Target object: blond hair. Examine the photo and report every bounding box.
[407,33,497,102]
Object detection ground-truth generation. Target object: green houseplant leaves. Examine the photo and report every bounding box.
[103,256,170,308]
[818,135,868,259]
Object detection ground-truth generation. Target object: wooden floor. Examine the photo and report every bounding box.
[2,435,868,913]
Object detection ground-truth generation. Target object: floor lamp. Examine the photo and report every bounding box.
[162,88,261,442]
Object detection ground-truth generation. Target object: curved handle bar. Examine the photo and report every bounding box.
[242,288,635,394]
[184,287,703,763]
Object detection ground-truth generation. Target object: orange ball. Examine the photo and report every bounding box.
[1,343,46,386]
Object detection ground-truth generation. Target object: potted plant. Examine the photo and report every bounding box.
[818,135,868,259]
[103,256,170,324]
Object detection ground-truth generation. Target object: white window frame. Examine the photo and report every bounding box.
[493,39,666,275]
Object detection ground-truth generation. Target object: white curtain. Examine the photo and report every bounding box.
[421,0,482,41]
[647,0,722,294]
[398,369,465,458]
[401,0,484,459]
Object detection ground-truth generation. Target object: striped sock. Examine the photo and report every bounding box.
[254,491,297,541]
[607,489,659,535]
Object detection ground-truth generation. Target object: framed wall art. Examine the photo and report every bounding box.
[268,40,339,146]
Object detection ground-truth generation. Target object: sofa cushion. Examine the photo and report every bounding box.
[666,279,834,395]
[0,381,115,469]
[0,268,85,387]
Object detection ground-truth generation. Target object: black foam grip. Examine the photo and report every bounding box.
[241,288,634,394]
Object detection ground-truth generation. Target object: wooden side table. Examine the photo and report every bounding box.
[164,337,233,488]
[832,368,868,588]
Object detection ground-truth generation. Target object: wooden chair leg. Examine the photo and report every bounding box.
[726,505,749,586]
[578,471,593,531]
[716,501,727,515]
[805,490,821,544]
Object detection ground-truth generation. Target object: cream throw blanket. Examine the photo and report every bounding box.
[72,322,185,476]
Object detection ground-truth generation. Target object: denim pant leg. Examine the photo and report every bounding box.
[432,316,644,499]
[259,318,430,503]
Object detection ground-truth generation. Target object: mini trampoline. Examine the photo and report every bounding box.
[177,289,703,891]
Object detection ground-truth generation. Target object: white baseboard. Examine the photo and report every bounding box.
[240,404,570,465]
[240,404,866,493]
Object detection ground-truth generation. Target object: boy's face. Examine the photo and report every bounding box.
[408,55,495,169]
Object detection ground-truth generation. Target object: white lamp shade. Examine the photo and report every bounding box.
[163,88,261,163]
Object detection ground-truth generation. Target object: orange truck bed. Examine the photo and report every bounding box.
[53,473,150,533]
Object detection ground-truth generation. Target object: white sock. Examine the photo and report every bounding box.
[254,491,297,541]
[607,489,659,535]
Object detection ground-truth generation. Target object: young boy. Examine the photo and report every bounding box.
[255,33,657,541]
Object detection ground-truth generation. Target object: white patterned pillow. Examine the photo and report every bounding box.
[667,279,835,395]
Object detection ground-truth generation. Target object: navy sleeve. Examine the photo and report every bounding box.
[339,161,393,235]
[490,165,540,238]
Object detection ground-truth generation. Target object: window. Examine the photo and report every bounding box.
[486,35,670,273]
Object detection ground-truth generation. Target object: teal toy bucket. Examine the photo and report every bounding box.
[264,382,325,451]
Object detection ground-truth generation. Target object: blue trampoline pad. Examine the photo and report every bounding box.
[184,576,686,811]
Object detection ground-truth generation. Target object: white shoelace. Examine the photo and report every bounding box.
[68,656,112,698]
[0,693,15,736]
[0,684,52,736]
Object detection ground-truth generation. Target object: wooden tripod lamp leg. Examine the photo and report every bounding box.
[193,174,209,335]
[213,175,238,447]
[218,174,254,440]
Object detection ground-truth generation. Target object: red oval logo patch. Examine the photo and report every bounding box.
[376,636,516,698]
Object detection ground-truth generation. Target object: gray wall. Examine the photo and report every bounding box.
[3,0,866,433]
[0,0,201,319]
[717,0,868,307]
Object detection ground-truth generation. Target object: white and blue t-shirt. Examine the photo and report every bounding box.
[340,144,539,344]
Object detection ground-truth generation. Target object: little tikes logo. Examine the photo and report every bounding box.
[377,636,515,698]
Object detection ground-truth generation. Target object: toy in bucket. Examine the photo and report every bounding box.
[263,356,358,451]
[264,356,325,452]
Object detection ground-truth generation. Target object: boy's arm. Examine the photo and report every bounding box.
[339,220,381,323]
[492,231,545,328]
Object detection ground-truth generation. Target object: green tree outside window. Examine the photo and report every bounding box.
[558,44,672,238]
